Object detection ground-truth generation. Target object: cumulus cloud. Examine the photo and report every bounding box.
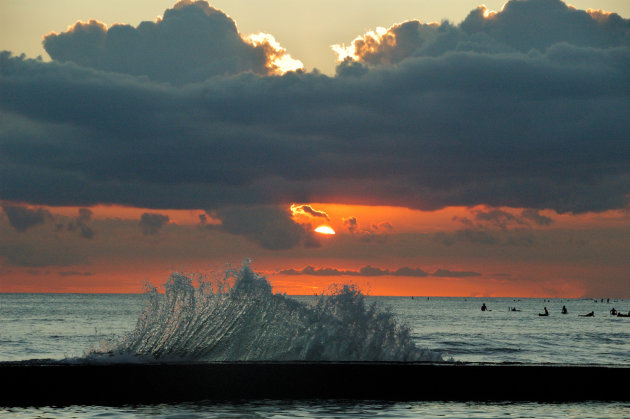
[333,0,630,65]
[279,265,479,278]
[1,204,51,232]
[43,0,301,84]
[1,0,629,216]
[139,213,170,235]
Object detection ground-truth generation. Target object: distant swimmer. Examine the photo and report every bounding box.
[539,307,549,317]
[561,306,568,314]
[509,307,521,312]
[610,308,617,315]
[579,311,595,317]
[481,303,488,311]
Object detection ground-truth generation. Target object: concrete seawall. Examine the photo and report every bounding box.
[1,361,628,406]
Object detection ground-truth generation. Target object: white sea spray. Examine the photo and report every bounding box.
[87,262,444,362]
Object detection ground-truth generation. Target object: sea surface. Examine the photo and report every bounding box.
[1,289,629,417]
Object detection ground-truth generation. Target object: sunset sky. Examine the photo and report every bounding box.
[1,0,629,297]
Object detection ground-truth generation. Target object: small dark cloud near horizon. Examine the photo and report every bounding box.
[279,265,481,278]
[0,0,629,219]
[452,208,554,232]
[139,213,170,235]
[438,207,551,247]
[66,208,95,239]
[343,217,393,243]
[1,204,51,232]
[520,209,553,226]
[26,269,49,276]
[434,228,536,248]
[0,242,88,267]
[58,270,93,277]
[431,268,482,278]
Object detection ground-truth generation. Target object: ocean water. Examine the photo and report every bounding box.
[1,266,629,417]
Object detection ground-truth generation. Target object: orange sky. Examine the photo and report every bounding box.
[2,202,628,297]
[2,1,630,299]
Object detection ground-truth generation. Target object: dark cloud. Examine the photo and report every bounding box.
[440,207,552,247]
[77,208,92,223]
[42,1,298,84]
[520,209,554,226]
[474,209,523,229]
[454,208,553,230]
[212,205,319,250]
[25,269,54,276]
[343,217,393,242]
[0,242,87,267]
[335,0,630,64]
[1,0,629,215]
[58,271,93,277]
[392,266,429,277]
[290,204,329,220]
[281,266,346,276]
[343,217,359,233]
[66,208,95,239]
[434,228,536,247]
[278,265,474,278]
[139,213,170,235]
[1,204,51,232]
[431,268,482,278]
[78,225,95,239]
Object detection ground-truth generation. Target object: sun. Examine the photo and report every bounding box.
[314,225,336,235]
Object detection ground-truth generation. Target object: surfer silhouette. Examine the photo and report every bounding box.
[481,303,488,311]
[539,307,549,316]
[610,308,617,315]
[580,311,595,317]
[561,306,568,314]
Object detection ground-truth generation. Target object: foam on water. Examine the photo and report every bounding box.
[87,262,444,362]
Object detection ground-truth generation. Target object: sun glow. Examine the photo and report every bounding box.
[247,32,304,74]
[314,225,336,235]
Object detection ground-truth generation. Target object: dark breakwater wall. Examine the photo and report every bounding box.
[1,361,628,406]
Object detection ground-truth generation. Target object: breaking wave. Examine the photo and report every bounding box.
[87,262,444,362]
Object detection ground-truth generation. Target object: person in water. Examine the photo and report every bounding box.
[580,311,595,317]
[481,303,488,311]
[562,305,568,314]
[610,308,617,315]
[539,307,549,316]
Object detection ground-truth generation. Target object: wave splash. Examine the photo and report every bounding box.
[88,262,444,362]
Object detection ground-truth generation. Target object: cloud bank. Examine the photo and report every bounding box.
[279,265,481,278]
[1,0,629,249]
